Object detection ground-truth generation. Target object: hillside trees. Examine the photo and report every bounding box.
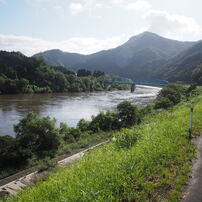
[0,51,129,94]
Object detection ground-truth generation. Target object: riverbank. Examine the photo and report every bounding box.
[0,86,160,137]
[5,87,202,201]
[0,140,109,198]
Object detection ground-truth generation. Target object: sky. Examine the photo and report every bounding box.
[0,0,202,56]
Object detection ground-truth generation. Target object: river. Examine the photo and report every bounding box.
[0,85,161,137]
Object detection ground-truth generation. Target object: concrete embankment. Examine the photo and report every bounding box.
[0,141,109,198]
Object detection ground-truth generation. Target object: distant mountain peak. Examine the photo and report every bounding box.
[128,31,160,41]
[33,31,196,80]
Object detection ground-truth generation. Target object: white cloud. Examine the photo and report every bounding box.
[69,3,84,16]
[0,34,128,56]
[126,1,151,11]
[144,10,201,40]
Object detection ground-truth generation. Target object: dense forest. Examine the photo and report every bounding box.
[0,51,129,94]
[157,41,202,84]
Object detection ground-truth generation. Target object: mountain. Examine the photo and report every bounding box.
[33,32,195,79]
[157,41,202,83]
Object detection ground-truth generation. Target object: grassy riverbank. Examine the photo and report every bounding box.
[5,90,202,201]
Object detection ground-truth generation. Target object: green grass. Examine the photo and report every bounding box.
[5,95,202,202]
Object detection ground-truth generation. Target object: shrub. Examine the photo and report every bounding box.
[117,101,141,128]
[60,123,81,142]
[0,136,31,169]
[77,119,90,132]
[186,83,197,97]
[89,111,120,132]
[158,86,181,105]
[14,112,60,158]
[114,128,140,149]
[37,157,57,173]
[140,104,154,117]
[154,97,173,109]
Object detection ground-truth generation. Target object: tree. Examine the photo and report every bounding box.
[158,86,181,105]
[117,101,141,128]
[191,64,202,85]
[154,97,173,109]
[0,136,31,169]
[77,69,91,77]
[14,112,60,158]
[89,111,120,132]
[93,70,105,77]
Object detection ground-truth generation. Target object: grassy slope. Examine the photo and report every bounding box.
[6,95,202,202]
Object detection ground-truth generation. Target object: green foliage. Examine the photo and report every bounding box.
[0,51,128,94]
[154,83,187,109]
[14,112,60,158]
[77,69,91,77]
[158,86,181,105]
[77,119,90,132]
[154,97,173,109]
[139,104,154,117]
[107,83,130,91]
[191,64,202,84]
[37,157,57,173]
[93,70,105,77]
[114,128,139,149]
[158,42,202,83]
[8,93,202,202]
[60,123,81,142]
[0,136,30,169]
[89,111,120,132]
[117,101,141,128]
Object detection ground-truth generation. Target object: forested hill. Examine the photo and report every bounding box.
[157,41,202,84]
[0,51,128,94]
[33,32,195,79]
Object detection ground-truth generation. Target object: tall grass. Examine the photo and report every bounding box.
[6,95,202,202]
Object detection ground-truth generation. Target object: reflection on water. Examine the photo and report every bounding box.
[0,85,161,136]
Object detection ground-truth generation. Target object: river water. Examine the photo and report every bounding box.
[0,85,161,137]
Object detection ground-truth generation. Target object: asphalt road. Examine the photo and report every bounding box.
[183,136,202,202]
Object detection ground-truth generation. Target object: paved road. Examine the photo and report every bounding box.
[183,136,202,202]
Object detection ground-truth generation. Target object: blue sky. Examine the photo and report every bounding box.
[0,0,202,56]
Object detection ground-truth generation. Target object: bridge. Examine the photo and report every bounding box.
[104,76,168,92]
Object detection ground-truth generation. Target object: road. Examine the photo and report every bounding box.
[183,136,202,202]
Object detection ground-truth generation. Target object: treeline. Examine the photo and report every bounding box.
[0,51,129,94]
[154,83,197,109]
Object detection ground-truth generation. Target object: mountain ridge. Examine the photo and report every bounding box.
[33,32,196,79]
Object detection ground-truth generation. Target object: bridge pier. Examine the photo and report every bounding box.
[131,84,135,93]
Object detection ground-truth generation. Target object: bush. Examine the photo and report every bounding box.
[117,101,141,128]
[155,83,187,109]
[154,97,173,109]
[60,123,81,142]
[14,112,60,158]
[0,136,31,169]
[37,157,57,173]
[77,119,90,132]
[158,86,181,105]
[114,128,140,149]
[186,83,197,97]
[89,111,120,132]
[140,104,154,117]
